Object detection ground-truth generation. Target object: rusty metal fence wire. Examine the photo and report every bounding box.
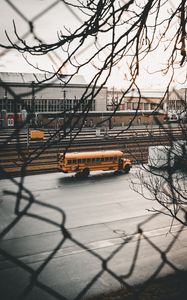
[0,1,187,300]
[0,0,94,73]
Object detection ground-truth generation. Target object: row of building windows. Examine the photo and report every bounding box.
[1,97,185,115]
[166,100,184,112]
[0,99,95,113]
[108,102,160,111]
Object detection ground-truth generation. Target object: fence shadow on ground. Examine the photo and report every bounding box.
[0,168,186,300]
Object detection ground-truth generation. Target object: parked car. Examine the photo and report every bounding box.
[167,112,179,122]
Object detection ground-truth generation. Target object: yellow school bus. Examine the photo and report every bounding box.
[57,150,132,177]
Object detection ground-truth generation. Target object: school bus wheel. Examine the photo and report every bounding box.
[124,165,131,174]
[75,172,82,178]
[82,168,90,177]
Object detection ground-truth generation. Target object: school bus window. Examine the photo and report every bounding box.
[67,160,72,164]
[78,159,81,163]
[101,157,104,162]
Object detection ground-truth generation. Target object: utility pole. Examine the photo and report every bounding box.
[31,81,35,114]
[31,81,35,127]
[63,90,66,135]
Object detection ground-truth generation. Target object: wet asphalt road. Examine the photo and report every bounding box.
[0,168,187,300]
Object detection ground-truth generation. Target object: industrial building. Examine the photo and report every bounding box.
[0,72,169,129]
[0,72,107,128]
[107,88,165,111]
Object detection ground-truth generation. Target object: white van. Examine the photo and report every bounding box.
[148,145,175,169]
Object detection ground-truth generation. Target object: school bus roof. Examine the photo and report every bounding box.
[59,150,123,159]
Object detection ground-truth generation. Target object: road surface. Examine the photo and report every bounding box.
[0,168,187,300]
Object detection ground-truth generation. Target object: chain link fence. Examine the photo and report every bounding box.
[0,1,187,300]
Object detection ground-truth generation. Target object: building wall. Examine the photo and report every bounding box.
[0,72,107,113]
[95,87,107,111]
[38,111,166,128]
[165,89,187,113]
[107,89,164,111]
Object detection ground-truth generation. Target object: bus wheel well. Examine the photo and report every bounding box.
[82,168,90,177]
[124,164,131,174]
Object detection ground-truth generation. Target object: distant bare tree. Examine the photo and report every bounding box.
[131,130,187,227]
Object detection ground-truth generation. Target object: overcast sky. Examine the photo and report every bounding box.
[0,1,81,71]
[0,0,185,90]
